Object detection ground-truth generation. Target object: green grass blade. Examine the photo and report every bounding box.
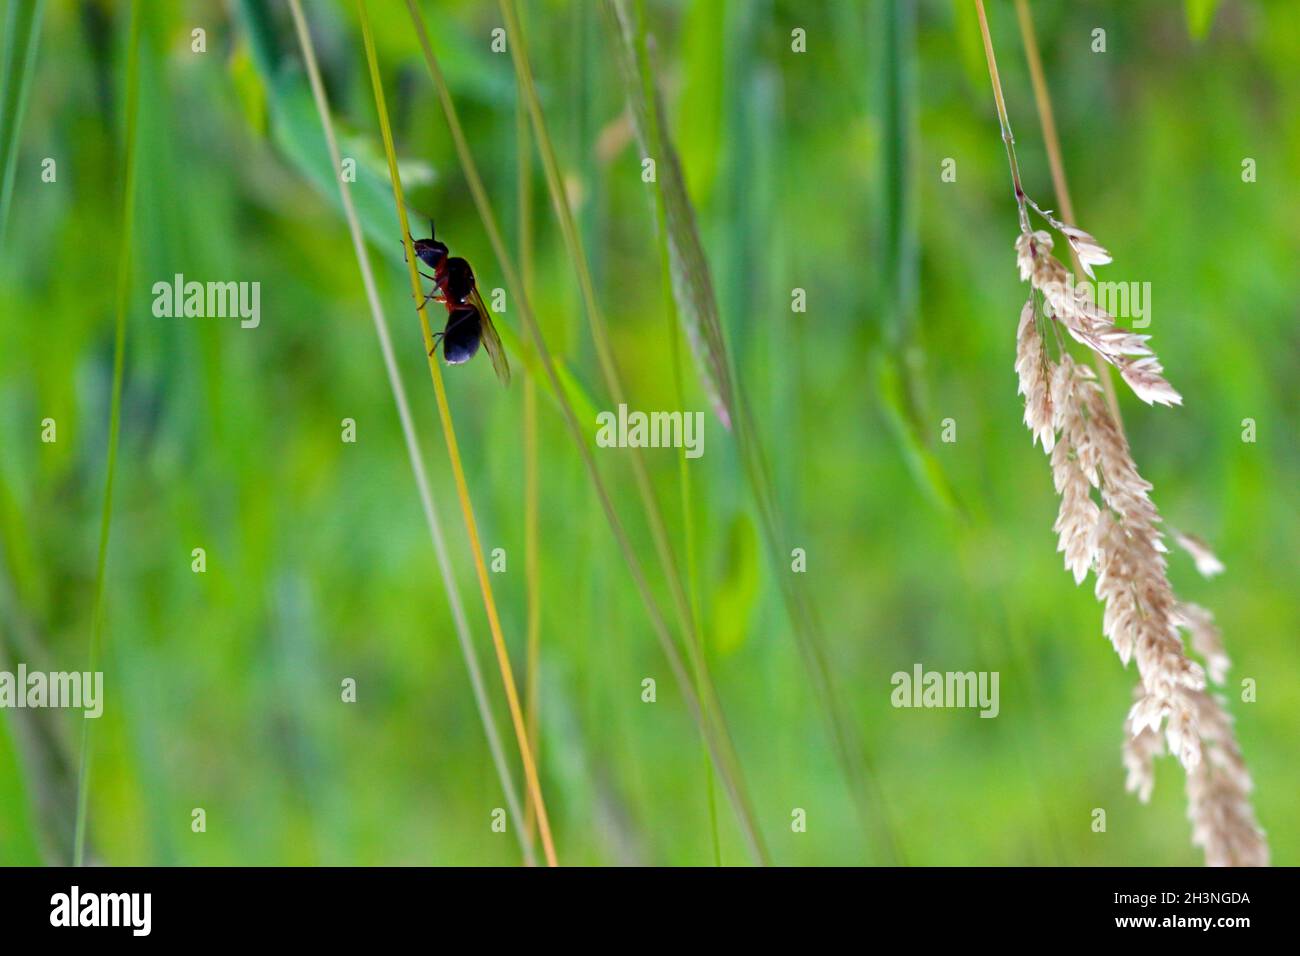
[0,0,45,247]
[72,0,143,867]
[1185,0,1221,40]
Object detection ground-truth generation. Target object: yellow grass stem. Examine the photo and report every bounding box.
[355,0,558,867]
[71,0,140,868]
[286,0,535,867]
[401,0,768,864]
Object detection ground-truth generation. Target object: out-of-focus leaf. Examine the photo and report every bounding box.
[676,0,723,204]
[877,0,960,518]
[711,511,760,656]
[951,0,988,94]
[1185,0,1221,40]
[877,352,963,517]
[227,37,267,135]
[0,706,43,863]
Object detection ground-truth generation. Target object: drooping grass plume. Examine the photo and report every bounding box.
[402,0,769,864]
[1016,230,1180,407]
[981,0,1267,865]
[1172,531,1226,579]
[354,0,559,867]
[1011,0,1262,866]
[72,0,142,868]
[285,0,535,867]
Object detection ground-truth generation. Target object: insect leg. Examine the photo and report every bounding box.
[426,309,477,356]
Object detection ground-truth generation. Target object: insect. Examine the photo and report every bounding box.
[406,220,510,386]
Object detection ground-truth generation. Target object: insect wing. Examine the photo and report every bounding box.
[469,288,510,386]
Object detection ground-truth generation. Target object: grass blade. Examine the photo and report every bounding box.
[72,0,142,867]
[0,0,44,247]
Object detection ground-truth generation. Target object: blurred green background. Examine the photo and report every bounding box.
[0,0,1296,866]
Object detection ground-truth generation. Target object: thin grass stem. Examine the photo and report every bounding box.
[516,51,542,857]
[498,0,770,862]
[286,0,536,867]
[1012,0,1124,425]
[72,0,141,868]
[604,0,905,863]
[627,0,720,867]
[355,0,558,867]
[402,0,769,865]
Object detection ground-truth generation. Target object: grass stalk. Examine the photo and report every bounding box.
[402,0,769,865]
[516,59,542,856]
[498,0,768,863]
[605,0,904,862]
[498,0,705,695]
[72,0,142,867]
[626,0,720,867]
[355,0,558,867]
[1011,0,1124,426]
[285,0,535,867]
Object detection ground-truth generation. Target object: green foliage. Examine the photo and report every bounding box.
[0,0,1295,866]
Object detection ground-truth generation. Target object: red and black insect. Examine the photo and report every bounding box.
[407,221,510,386]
